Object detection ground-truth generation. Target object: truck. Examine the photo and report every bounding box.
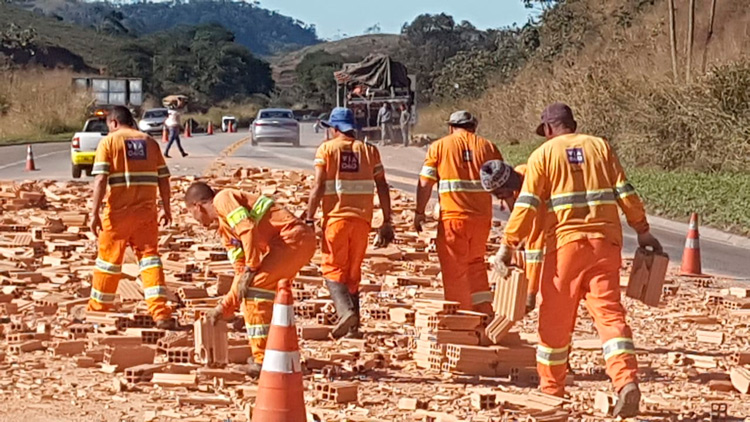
[73,77,144,114]
[334,55,416,142]
[70,114,108,178]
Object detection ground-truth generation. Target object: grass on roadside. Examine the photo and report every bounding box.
[499,143,750,236]
[0,132,74,146]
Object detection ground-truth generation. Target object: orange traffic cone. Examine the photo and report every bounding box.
[252,280,306,422]
[25,145,36,171]
[207,122,214,135]
[184,122,192,138]
[680,212,703,276]
[161,127,168,143]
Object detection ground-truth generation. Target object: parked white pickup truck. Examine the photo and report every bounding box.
[70,116,108,178]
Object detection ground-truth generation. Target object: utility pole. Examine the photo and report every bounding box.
[686,0,696,83]
[701,0,718,74]
[668,0,678,82]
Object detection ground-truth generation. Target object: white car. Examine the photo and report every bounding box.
[138,108,169,135]
[251,108,300,147]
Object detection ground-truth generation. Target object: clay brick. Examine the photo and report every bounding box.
[626,248,669,306]
[193,318,228,366]
[696,330,724,345]
[470,390,498,410]
[398,398,425,410]
[485,315,514,344]
[51,340,86,357]
[151,373,197,388]
[178,286,208,300]
[157,331,191,353]
[227,345,251,364]
[491,268,528,322]
[76,356,97,368]
[364,308,390,320]
[9,340,45,354]
[389,307,415,324]
[124,363,167,383]
[729,351,750,365]
[167,346,196,364]
[730,367,750,394]
[593,391,616,416]
[297,324,331,340]
[315,381,358,403]
[413,300,460,315]
[197,368,246,383]
[104,345,155,371]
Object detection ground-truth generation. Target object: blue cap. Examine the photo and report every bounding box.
[321,107,356,133]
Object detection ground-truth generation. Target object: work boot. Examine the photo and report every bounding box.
[155,318,177,330]
[326,280,357,339]
[613,382,641,418]
[345,292,363,339]
[241,359,262,377]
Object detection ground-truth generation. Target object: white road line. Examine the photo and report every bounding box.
[0,150,68,171]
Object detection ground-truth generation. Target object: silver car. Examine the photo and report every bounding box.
[252,108,300,147]
[138,108,169,135]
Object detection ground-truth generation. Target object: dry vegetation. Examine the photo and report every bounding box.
[0,70,90,143]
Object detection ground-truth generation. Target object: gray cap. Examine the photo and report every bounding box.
[535,102,576,136]
[480,160,515,191]
[447,110,477,126]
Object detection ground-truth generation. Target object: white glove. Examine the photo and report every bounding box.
[492,244,513,276]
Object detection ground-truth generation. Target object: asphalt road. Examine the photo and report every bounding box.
[2,124,749,278]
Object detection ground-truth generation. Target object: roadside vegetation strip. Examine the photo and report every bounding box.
[500,143,750,237]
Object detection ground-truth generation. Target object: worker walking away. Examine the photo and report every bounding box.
[307,107,394,339]
[399,104,412,147]
[377,103,393,145]
[88,106,174,329]
[164,108,188,158]
[498,103,662,417]
[185,183,315,374]
[480,161,547,313]
[414,111,504,315]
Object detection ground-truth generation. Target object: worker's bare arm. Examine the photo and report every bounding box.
[306,165,326,222]
[157,177,172,226]
[89,174,108,236]
[374,174,392,223]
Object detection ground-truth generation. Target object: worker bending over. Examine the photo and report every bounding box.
[415,111,503,315]
[185,183,315,373]
[498,103,662,417]
[307,107,394,339]
[88,106,174,329]
[480,161,547,312]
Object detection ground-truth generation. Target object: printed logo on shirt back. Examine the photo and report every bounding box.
[125,139,148,161]
[566,147,584,165]
[339,151,360,173]
[462,149,474,162]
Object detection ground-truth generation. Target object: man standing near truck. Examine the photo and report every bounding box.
[88,106,174,329]
[498,102,662,417]
[400,104,412,147]
[377,103,393,145]
[414,110,503,315]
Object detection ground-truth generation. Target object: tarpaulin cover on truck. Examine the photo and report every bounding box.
[334,54,410,90]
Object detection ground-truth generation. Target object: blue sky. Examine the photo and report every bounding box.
[258,0,535,40]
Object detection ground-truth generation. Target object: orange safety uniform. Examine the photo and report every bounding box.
[214,189,316,364]
[512,164,548,297]
[419,130,503,313]
[88,128,171,321]
[315,134,384,293]
[503,133,649,397]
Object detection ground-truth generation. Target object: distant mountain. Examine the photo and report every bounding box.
[10,0,321,56]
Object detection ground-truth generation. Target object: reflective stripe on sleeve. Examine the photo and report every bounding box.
[157,165,170,178]
[515,193,541,210]
[324,179,375,196]
[314,158,326,166]
[525,249,544,263]
[437,179,485,193]
[471,291,493,305]
[536,344,570,366]
[249,196,274,222]
[143,285,168,300]
[419,166,438,180]
[602,337,636,360]
[90,288,116,304]
[91,162,110,175]
[244,287,276,302]
[226,206,251,228]
[227,247,245,263]
[549,189,617,211]
[139,256,163,271]
[374,163,384,176]
[615,182,637,198]
[95,258,122,275]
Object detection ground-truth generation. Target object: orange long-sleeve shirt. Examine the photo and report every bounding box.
[504,133,649,252]
[419,130,503,220]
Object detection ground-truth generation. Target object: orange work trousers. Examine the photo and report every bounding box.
[87,211,171,321]
[437,217,493,314]
[237,224,316,364]
[321,218,371,294]
[537,238,637,397]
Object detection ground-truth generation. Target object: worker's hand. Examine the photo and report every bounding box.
[637,231,663,254]
[525,293,537,314]
[492,244,513,275]
[89,212,102,237]
[374,222,395,248]
[206,305,224,326]
[159,209,173,227]
[413,212,426,233]
[236,267,256,301]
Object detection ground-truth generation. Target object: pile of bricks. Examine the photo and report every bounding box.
[1,165,750,422]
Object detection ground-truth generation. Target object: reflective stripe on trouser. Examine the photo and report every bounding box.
[321,218,371,294]
[234,224,316,364]
[537,238,638,397]
[88,212,171,321]
[437,217,492,313]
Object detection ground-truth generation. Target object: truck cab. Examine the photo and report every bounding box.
[71,116,108,178]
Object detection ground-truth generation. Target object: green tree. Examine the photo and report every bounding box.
[295,50,346,108]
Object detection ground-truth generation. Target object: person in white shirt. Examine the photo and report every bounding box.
[164,109,188,158]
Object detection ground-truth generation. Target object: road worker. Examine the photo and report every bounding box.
[306,107,394,339]
[88,105,174,329]
[497,102,662,417]
[185,182,316,374]
[414,111,504,315]
[480,161,545,313]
